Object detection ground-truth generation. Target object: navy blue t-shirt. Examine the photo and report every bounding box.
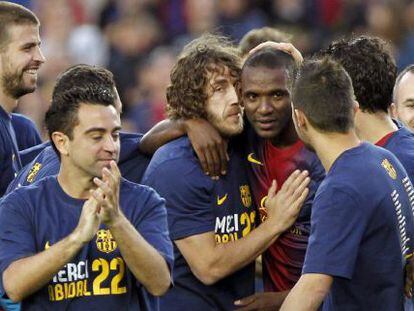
[142,137,256,311]
[0,176,173,310]
[11,113,42,151]
[379,124,414,183]
[7,133,151,193]
[0,107,23,196]
[303,143,414,310]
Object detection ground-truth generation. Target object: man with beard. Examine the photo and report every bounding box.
[0,63,173,310]
[280,57,414,311]
[5,65,151,194]
[142,34,310,310]
[0,1,45,196]
[140,42,323,310]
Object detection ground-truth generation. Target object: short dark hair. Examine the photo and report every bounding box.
[292,57,355,133]
[242,47,296,89]
[319,35,396,113]
[45,65,117,154]
[238,27,292,56]
[166,34,241,120]
[0,1,39,51]
[393,64,414,103]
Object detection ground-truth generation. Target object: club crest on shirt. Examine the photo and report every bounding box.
[240,185,252,208]
[381,159,397,180]
[96,229,117,253]
[26,162,42,183]
[259,195,268,222]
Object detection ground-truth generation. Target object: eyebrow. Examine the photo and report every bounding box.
[84,126,122,134]
[243,88,288,95]
[212,78,229,85]
[402,98,414,105]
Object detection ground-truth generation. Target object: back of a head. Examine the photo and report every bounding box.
[0,1,39,50]
[239,27,292,57]
[319,35,396,113]
[45,64,117,145]
[293,57,355,133]
[166,34,241,120]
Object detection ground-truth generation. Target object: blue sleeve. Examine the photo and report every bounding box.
[134,187,174,273]
[302,187,367,279]
[0,193,35,293]
[11,114,42,150]
[19,142,50,167]
[119,132,143,163]
[142,160,215,241]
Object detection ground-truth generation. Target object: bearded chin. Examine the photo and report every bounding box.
[1,72,35,99]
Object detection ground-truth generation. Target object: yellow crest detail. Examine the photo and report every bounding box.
[26,162,42,183]
[240,185,252,208]
[96,229,117,253]
[381,159,397,180]
[259,195,268,222]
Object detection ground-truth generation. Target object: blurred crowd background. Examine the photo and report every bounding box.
[11,0,414,138]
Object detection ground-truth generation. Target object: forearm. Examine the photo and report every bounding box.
[214,221,281,278]
[280,274,332,311]
[186,221,281,284]
[3,231,84,302]
[139,119,185,154]
[108,215,171,296]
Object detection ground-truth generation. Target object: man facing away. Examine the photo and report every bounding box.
[142,34,310,310]
[319,36,414,181]
[0,65,173,310]
[280,57,414,310]
[0,1,45,196]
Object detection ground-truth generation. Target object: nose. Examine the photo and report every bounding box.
[34,46,46,64]
[228,84,239,106]
[257,97,273,115]
[103,135,118,154]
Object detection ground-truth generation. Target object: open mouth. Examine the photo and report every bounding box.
[256,119,276,130]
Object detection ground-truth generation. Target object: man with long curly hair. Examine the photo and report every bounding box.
[142,34,310,310]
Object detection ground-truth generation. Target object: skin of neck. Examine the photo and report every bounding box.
[0,89,18,114]
[57,159,98,200]
[307,125,361,172]
[355,109,397,143]
[270,118,299,148]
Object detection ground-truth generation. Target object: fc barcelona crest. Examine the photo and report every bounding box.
[240,185,252,208]
[96,229,117,253]
[381,159,397,180]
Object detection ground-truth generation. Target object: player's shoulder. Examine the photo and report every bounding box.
[120,178,163,201]
[2,176,55,206]
[147,137,199,173]
[11,113,37,129]
[327,143,401,188]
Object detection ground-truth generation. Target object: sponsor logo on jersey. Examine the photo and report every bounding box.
[217,193,228,205]
[96,229,117,253]
[247,153,263,166]
[381,158,397,180]
[240,185,252,207]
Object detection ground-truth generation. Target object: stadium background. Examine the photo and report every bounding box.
[10,0,414,137]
